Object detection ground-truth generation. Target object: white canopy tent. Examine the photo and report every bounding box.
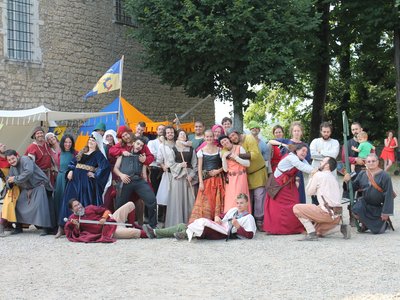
[0,105,118,153]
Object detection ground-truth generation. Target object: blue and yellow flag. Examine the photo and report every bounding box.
[84,59,122,99]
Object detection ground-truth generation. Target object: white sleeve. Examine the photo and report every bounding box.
[286,154,314,174]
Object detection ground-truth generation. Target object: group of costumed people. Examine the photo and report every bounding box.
[0,117,396,242]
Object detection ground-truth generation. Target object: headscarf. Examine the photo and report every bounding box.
[45,132,56,142]
[103,129,118,145]
[211,124,224,139]
[90,131,106,158]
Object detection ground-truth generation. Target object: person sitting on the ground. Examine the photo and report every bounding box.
[143,193,256,241]
[5,149,53,235]
[343,153,395,234]
[64,198,148,243]
[293,157,351,241]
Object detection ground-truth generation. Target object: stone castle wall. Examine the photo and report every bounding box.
[0,0,215,127]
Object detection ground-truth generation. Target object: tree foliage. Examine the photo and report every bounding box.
[248,0,400,144]
[125,0,319,129]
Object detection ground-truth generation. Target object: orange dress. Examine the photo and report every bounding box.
[189,151,225,223]
[223,145,250,213]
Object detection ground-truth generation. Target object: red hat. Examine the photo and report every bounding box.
[117,125,132,139]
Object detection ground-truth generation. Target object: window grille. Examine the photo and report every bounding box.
[7,0,34,61]
[114,0,136,27]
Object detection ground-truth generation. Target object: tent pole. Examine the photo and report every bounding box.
[117,55,124,127]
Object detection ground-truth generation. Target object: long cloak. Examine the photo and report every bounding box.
[9,156,52,227]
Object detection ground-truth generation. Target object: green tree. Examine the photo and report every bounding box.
[125,0,319,130]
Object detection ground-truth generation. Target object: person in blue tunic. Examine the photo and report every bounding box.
[54,134,76,238]
[269,121,311,204]
[58,135,110,226]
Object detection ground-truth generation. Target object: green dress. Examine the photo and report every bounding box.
[54,151,74,225]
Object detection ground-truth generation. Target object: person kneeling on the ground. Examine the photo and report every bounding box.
[143,193,256,241]
[65,199,147,243]
[293,157,351,241]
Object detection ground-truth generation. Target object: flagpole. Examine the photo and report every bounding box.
[117,55,124,127]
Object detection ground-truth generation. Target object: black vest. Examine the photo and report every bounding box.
[120,153,143,178]
[202,152,222,171]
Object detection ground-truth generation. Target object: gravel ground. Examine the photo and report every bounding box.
[1,176,400,299]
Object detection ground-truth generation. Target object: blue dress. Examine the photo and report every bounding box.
[59,150,110,225]
[275,138,311,204]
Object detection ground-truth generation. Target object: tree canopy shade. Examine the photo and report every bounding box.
[125,0,319,129]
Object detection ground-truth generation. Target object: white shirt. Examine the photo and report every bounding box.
[309,138,340,168]
[274,152,313,177]
[305,170,341,211]
[148,138,162,167]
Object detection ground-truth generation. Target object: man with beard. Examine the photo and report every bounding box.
[109,126,154,224]
[147,124,166,195]
[248,121,272,174]
[156,126,177,224]
[25,127,53,180]
[342,122,364,174]
[64,198,148,243]
[148,124,166,222]
[24,127,56,233]
[309,122,340,205]
[293,157,351,241]
[113,137,158,229]
[227,128,267,231]
[5,150,53,235]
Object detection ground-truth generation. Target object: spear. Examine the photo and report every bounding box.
[342,111,360,230]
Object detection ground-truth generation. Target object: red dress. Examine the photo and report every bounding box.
[263,167,304,234]
[380,138,396,162]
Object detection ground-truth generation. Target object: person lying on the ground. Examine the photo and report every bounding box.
[64,199,148,243]
[293,157,351,241]
[143,193,256,241]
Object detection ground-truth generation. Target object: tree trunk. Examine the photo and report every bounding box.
[310,0,330,140]
[394,26,400,146]
[338,41,351,114]
[231,88,245,132]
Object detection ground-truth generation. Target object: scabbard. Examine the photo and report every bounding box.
[64,218,132,227]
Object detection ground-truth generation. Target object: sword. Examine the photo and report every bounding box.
[63,217,133,227]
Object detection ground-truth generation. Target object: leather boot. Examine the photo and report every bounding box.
[348,204,356,227]
[0,223,5,237]
[10,223,23,235]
